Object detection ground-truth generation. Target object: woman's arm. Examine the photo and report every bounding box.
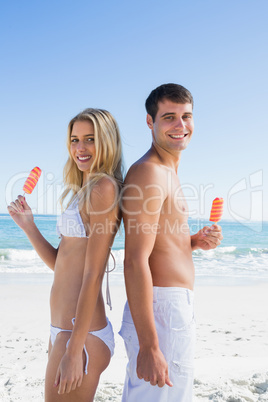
[55,177,120,394]
[7,195,58,270]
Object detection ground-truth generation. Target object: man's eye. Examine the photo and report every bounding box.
[165,116,173,120]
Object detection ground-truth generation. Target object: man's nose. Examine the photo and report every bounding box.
[174,118,185,129]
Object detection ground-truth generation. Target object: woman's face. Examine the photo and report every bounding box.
[70,120,96,176]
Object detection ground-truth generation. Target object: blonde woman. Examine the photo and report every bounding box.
[7,108,123,401]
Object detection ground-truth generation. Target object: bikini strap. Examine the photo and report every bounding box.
[105,250,116,310]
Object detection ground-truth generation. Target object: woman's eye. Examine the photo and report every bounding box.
[71,137,94,143]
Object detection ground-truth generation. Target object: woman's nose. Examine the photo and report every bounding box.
[77,141,86,150]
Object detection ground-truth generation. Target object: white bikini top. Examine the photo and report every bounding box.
[56,198,89,238]
[56,196,115,310]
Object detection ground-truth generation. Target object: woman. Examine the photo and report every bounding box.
[7,108,123,401]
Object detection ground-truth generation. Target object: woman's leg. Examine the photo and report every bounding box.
[45,331,111,402]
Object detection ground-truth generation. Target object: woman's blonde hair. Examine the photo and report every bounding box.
[60,108,123,210]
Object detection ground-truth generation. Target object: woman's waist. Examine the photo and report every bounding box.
[50,288,106,330]
[57,238,87,261]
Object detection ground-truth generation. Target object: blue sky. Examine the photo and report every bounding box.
[1,0,267,224]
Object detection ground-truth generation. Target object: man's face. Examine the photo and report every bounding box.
[147,100,194,155]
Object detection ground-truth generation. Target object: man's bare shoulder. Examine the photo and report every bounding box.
[125,158,168,187]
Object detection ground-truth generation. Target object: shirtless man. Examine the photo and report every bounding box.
[119,83,223,401]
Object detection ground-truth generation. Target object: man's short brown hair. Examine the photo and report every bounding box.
[145,83,194,122]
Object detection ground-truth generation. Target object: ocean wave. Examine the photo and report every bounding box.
[1,246,267,278]
[2,246,267,262]
[193,246,268,257]
[0,248,40,261]
[0,247,125,275]
[0,247,125,261]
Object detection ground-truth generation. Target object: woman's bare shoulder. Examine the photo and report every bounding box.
[89,176,119,212]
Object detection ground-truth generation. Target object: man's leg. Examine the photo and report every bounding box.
[119,302,169,402]
[119,288,195,402]
[155,287,195,401]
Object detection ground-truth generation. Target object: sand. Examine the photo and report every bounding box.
[0,274,267,401]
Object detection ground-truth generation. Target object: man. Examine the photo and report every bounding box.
[119,83,223,401]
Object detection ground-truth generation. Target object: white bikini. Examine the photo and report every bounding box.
[56,198,89,238]
[52,197,115,374]
[50,318,115,374]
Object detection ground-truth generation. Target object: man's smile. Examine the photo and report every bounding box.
[168,133,188,139]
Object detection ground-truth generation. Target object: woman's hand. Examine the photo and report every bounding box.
[54,351,84,394]
[191,225,223,251]
[7,195,34,232]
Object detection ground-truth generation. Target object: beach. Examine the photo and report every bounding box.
[1,274,267,401]
[1,215,267,401]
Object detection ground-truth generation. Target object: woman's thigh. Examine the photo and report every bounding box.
[45,332,111,402]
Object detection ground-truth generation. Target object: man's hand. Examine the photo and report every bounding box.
[137,346,173,388]
[191,224,223,251]
[54,351,84,394]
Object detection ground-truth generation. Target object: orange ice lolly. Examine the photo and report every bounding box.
[23,167,42,194]
[209,197,224,223]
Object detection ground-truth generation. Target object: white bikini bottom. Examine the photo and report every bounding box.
[50,317,115,374]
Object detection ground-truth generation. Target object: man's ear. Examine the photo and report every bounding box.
[146,114,153,129]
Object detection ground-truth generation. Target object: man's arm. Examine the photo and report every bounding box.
[122,163,172,388]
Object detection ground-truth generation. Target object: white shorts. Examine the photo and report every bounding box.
[119,287,196,402]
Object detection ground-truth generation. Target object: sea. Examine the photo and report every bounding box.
[0,214,267,286]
